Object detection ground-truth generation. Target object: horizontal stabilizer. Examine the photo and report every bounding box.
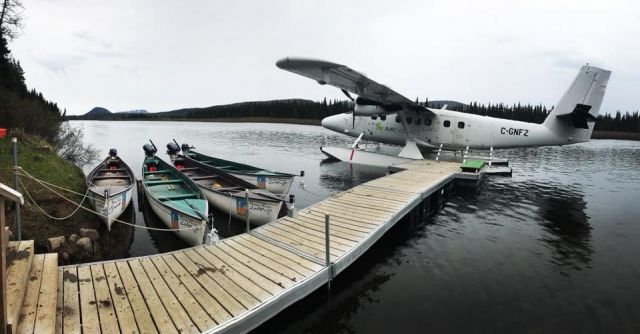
[556,103,597,129]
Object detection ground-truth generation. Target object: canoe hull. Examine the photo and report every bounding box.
[87,155,135,231]
[232,173,294,198]
[202,187,282,226]
[183,150,295,197]
[144,189,206,246]
[89,187,134,230]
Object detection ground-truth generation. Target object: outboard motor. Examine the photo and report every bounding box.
[108,148,118,159]
[181,143,193,153]
[143,143,157,157]
[166,142,181,156]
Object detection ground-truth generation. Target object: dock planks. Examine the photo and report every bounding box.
[49,160,460,333]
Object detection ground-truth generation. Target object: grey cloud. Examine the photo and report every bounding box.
[35,54,86,74]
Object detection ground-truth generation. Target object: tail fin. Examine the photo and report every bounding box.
[543,65,611,141]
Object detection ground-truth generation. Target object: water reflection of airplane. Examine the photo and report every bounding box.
[277,58,611,166]
[537,184,592,271]
[475,180,593,271]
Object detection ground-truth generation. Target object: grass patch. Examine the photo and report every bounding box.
[0,135,133,263]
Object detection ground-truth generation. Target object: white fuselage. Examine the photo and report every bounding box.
[322,108,586,150]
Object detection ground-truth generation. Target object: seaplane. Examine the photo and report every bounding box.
[276,58,611,168]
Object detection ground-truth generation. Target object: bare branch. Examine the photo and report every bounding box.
[0,0,24,40]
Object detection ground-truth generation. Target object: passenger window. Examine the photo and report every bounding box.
[395,116,401,123]
[416,118,422,125]
[372,115,377,120]
[380,115,386,121]
[406,117,412,124]
[458,121,465,129]
[425,118,432,126]
[443,120,450,127]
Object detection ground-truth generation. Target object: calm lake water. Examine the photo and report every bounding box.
[74,120,640,333]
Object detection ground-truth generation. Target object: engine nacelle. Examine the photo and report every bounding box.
[354,104,384,116]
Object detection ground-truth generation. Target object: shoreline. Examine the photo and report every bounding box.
[590,130,640,141]
[67,118,639,141]
[68,117,322,126]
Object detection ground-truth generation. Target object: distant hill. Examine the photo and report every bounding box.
[157,99,315,117]
[63,99,350,121]
[85,107,111,116]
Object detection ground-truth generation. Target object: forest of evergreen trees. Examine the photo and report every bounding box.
[0,1,62,142]
[72,97,639,135]
[177,98,352,120]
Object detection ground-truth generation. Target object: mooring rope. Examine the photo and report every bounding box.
[18,177,90,220]
[16,166,210,218]
[13,166,204,232]
[298,180,324,197]
[227,192,234,232]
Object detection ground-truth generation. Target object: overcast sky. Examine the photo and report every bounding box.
[10,0,640,115]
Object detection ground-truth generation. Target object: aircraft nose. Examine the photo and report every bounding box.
[321,114,344,132]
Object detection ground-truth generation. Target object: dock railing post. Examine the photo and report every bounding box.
[324,214,332,291]
[462,145,469,164]
[245,190,251,233]
[0,183,24,334]
[11,138,21,241]
[0,197,6,334]
[435,143,443,161]
[488,146,493,167]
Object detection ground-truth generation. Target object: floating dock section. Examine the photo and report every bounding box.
[7,160,467,333]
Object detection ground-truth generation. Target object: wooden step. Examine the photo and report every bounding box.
[5,240,34,334]
[5,241,20,272]
[16,253,58,334]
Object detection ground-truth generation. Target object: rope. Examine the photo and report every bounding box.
[16,166,210,219]
[298,180,324,197]
[227,192,233,232]
[18,178,90,220]
[14,166,203,232]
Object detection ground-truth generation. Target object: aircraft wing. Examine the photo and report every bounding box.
[276,57,433,115]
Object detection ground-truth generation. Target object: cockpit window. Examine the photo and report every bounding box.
[425,118,432,126]
[395,116,401,123]
[380,115,386,121]
[443,120,450,127]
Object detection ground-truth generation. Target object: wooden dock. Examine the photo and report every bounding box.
[5,160,462,334]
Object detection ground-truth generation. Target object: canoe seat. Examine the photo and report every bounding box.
[144,170,170,175]
[178,167,201,172]
[215,186,244,192]
[92,175,131,180]
[146,179,182,185]
[99,168,125,172]
[191,175,218,181]
[157,194,197,201]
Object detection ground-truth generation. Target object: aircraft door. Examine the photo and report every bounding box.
[452,118,470,146]
[435,116,455,146]
[421,116,436,144]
